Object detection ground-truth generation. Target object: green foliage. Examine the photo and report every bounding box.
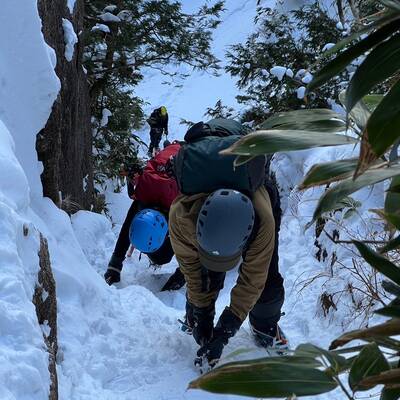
[83,0,224,185]
[348,342,390,391]
[203,99,237,120]
[226,2,344,124]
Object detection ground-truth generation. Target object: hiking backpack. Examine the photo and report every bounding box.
[173,118,266,195]
[134,143,180,211]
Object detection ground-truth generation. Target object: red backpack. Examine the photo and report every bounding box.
[133,143,181,211]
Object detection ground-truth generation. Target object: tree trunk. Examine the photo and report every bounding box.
[336,0,346,27]
[37,0,94,211]
[33,234,58,400]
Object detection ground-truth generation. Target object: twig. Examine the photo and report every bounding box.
[324,230,386,245]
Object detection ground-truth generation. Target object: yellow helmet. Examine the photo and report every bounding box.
[160,106,167,116]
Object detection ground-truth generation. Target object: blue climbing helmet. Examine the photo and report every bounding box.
[129,209,168,253]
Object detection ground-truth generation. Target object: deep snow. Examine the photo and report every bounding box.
[0,1,386,400]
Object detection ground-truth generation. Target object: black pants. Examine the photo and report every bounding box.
[113,201,174,266]
[248,182,284,336]
[149,128,163,155]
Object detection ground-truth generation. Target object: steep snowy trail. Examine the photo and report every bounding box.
[64,197,345,399]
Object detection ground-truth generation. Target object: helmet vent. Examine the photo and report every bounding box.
[198,219,204,227]
[241,196,248,203]
[201,210,208,216]
[220,191,229,196]
[248,225,252,230]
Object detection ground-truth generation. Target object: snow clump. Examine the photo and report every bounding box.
[67,0,76,14]
[322,43,335,52]
[101,109,112,127]
[301,72,313,84]
[100,12,121,23]
[103,5,118,13]
[296,86,306,99]
[285,68,294,78]
[270,66,287,81]
[91,23,111,34]
[62,18,78,62]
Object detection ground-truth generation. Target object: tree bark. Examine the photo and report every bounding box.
[336,0,346,26]
[37,0,94,211]
[33,234,58,400]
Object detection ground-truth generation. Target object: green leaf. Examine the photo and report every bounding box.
[189,357,338,397]
[346,33,400,112]
[339,90,371,131]
[344,208,358,219]
[349,342,390,391]
[330,319,400,349]
[381,386,400,400]
[220,130,356,161]
[387,183,400,193]
[322,12,400,58]
[367,80,400,157]
[308,19,400,92]
[259,109,346,131]
[386,213,400,230]
[354,241,400,286]
[363,94,384,111]
[375,300,400,318]
[380,235,400,253]
[311,165,400,224]
[269,120,347,133]
[385,176,400,215]
[382,280,400,296]
[295,343,349,374]
[380,0,400,11]
[300,159,358,189]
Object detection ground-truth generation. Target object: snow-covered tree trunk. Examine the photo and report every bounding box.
[36,0,94,211]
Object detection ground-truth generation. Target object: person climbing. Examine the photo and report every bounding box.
[104,142,185,291]
[169,118,286,369]
[147,106,169,157]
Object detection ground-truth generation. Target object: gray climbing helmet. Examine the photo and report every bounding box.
[196,189,255,272]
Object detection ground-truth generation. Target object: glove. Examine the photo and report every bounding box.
[196,307,242,367]
[186,301,215,346]
[161,268,185,291]
[104,254,124,285]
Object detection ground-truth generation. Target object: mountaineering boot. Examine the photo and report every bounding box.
[161,268,185,291]
[250,323,289,354]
